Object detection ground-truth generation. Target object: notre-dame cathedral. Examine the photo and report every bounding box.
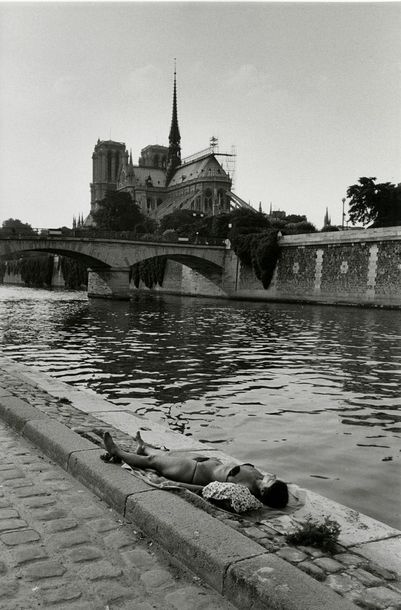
[88,70,250,224]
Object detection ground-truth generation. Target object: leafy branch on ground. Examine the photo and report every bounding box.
[285,516,341,553]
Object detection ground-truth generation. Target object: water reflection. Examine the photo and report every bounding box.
[0,285,400,528]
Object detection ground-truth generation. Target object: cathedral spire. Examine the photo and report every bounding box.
[166,60,181,183]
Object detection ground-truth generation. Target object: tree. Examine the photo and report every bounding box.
[346,178,401,227]
[159,209,198,234]
[92,191,145,231]
[159,209,212,239]
[228,208,270,236]
[0,218,36,236]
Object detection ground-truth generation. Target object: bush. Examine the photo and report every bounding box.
[162,229,178,242]
[286,517,341,553]
[282,221,316,235]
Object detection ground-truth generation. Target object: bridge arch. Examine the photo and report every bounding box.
[0,241,111,270]
[129,253,223,288]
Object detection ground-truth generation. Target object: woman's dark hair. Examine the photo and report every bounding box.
[260,480,289,509]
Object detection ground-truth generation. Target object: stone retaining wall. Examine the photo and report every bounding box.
[2,228,401,308]
[130,227,401,308]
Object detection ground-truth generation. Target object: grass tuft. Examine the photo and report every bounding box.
[285,516,341,553]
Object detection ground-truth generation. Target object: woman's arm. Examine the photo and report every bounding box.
[171,481,204,493]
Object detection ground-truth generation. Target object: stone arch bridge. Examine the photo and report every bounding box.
[0,236,235,299]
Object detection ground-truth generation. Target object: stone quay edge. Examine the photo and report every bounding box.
[1,356,400,608]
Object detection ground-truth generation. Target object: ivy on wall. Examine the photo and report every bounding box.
[1,255,87,290]
[58,257,88,289]
[15,254,53,288]
[130,258,167,289]
[231,229,280,289]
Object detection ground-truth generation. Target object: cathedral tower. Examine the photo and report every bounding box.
[90,140,126,206]
[166,64,181,184]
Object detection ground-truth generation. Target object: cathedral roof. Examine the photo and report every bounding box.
[131,166,166,187]
[168,154,228,187]
[155,188,202,218]
[95,139,125,150]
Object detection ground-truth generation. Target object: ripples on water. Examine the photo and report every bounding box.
[0,285,400,528]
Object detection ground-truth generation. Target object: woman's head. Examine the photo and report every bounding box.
[227,465,289,508]
[259,479,289,509]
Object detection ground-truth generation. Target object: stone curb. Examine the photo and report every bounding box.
[0,394,356,609]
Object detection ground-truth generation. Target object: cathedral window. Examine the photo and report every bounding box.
[204,189,213,212]
[218,189,226,210]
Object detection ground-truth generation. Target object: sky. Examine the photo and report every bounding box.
[0,2,400,230]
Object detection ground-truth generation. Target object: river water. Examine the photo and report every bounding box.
[0,285,400,529]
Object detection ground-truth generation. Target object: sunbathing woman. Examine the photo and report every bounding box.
[103,431,288,509]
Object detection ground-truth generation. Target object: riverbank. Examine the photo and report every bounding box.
[0,356,400,608]
[2,284,400,530]
[0,419,233,609]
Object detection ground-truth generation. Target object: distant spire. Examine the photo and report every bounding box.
[129,149,133,164]
[259,201,262,213]
[324,207,331,227]
[166,59,181,183]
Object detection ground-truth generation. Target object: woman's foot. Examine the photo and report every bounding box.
[103,432,120,458]
[135,431,146,455]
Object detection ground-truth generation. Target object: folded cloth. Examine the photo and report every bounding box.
[202,481,263,513]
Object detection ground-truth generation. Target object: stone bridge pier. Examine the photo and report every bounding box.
[87,267,131,300]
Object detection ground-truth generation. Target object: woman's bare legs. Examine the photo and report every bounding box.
[103,431,197,484]
[134,431,148,455]
[103,432,155,470]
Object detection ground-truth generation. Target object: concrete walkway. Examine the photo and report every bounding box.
[0,356,400,609]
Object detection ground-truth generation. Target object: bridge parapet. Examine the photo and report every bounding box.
[0,228,226,247]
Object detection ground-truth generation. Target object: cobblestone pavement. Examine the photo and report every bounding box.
[1,364,401,609]
[0,420,234,609]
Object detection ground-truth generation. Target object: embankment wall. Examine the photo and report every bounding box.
[132,227,401,308]
[2,228,400,308]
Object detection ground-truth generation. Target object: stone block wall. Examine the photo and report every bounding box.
[269,228,401,307]
[319,243,370,297]
[276,246,317,296]
[375,241,401,301]
[2,271,23,286]
[130,260,225,298]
